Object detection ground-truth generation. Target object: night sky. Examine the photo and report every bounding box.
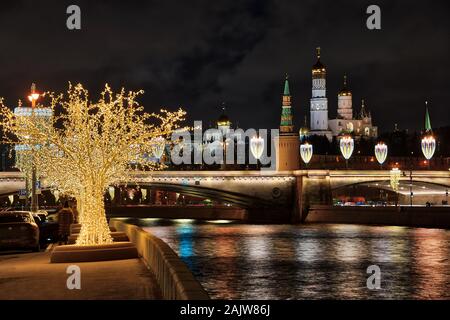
[0,0,448,133]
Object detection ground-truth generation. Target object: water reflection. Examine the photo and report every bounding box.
[176,223,194,259]
[411,228,448,299]
[131,219,450,299]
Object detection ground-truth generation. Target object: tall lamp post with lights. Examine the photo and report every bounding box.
[14,84,52,212]
[390,167,401,207]
[409,151,414,207]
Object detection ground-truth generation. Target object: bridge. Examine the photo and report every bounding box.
[1,169,449,222]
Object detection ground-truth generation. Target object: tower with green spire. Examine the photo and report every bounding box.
[275,74,300,171]
[424,101,432,133]
[280,75,294,134]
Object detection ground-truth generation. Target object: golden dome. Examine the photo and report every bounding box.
[312,47,326,73]
[338,75,352,96]
[217,104,231,126]
[299,126,309,136]
[299,116,309,136]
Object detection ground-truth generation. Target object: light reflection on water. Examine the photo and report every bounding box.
[130,219,450,299]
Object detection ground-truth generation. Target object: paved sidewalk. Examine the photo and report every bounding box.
[0,249,162,299]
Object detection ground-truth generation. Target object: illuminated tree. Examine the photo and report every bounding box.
[1,83,185,245]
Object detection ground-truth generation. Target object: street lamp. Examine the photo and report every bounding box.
[340,136,354,169]
[300,142,313,167]
[14,83,52,212]
[220,139,230,170]
[250,136,264,169]
[390,167,401,206]
[374,142,388,169]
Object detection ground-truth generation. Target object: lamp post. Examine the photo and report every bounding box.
[374,142,388,169]
[220,139,230,170]
[14,84,52,212]
[29,85,39,212]
[300,142,313,168]
[390,167,401,207]
[340,136,354,169]
[409,151,413,207]
[250,136,264,169]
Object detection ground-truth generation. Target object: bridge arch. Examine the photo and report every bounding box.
[124,182,276,208]
[331,179,450,193]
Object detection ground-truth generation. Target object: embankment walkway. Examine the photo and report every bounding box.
[0,249,161,299]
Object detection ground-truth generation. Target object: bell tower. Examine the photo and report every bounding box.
[337,75,352,120]
[309,47,332,140]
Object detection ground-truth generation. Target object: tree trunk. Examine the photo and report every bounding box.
[76,188,112,245]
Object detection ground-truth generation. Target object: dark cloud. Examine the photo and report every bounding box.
[0,0,448,132]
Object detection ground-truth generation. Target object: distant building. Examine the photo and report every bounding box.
[307,47,378,141]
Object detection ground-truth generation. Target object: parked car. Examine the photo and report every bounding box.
[33,211,59,244]
[0,211,40,252]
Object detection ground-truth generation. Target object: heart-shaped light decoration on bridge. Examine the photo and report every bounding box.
[250,136,264,160]
[374,142,388,165]
[339,136,354,160]
[300,142,313,164]
[421,135,436,160]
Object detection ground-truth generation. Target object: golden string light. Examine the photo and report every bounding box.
[1,83,185,245]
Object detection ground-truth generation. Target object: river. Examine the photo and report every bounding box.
[128,218,450,299]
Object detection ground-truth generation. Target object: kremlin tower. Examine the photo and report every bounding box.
[280,75,294,133]
[309,47,332,140]
[275,75,300,171]
[337,75,353,120]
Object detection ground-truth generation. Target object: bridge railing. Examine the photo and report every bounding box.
[161,156,450,171]
[301,155,450,170]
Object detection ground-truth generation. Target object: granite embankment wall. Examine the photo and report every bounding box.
[107,205,247,221]
[110,219,209,300]
[305,205,450,229]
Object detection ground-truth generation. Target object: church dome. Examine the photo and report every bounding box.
[299,126,309,136]
[217,113,230,125]
[312,47,326,73]
[299,116,309,137]
[217,104,231,127]
[338,75,352,96]
[313,59,325,71]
